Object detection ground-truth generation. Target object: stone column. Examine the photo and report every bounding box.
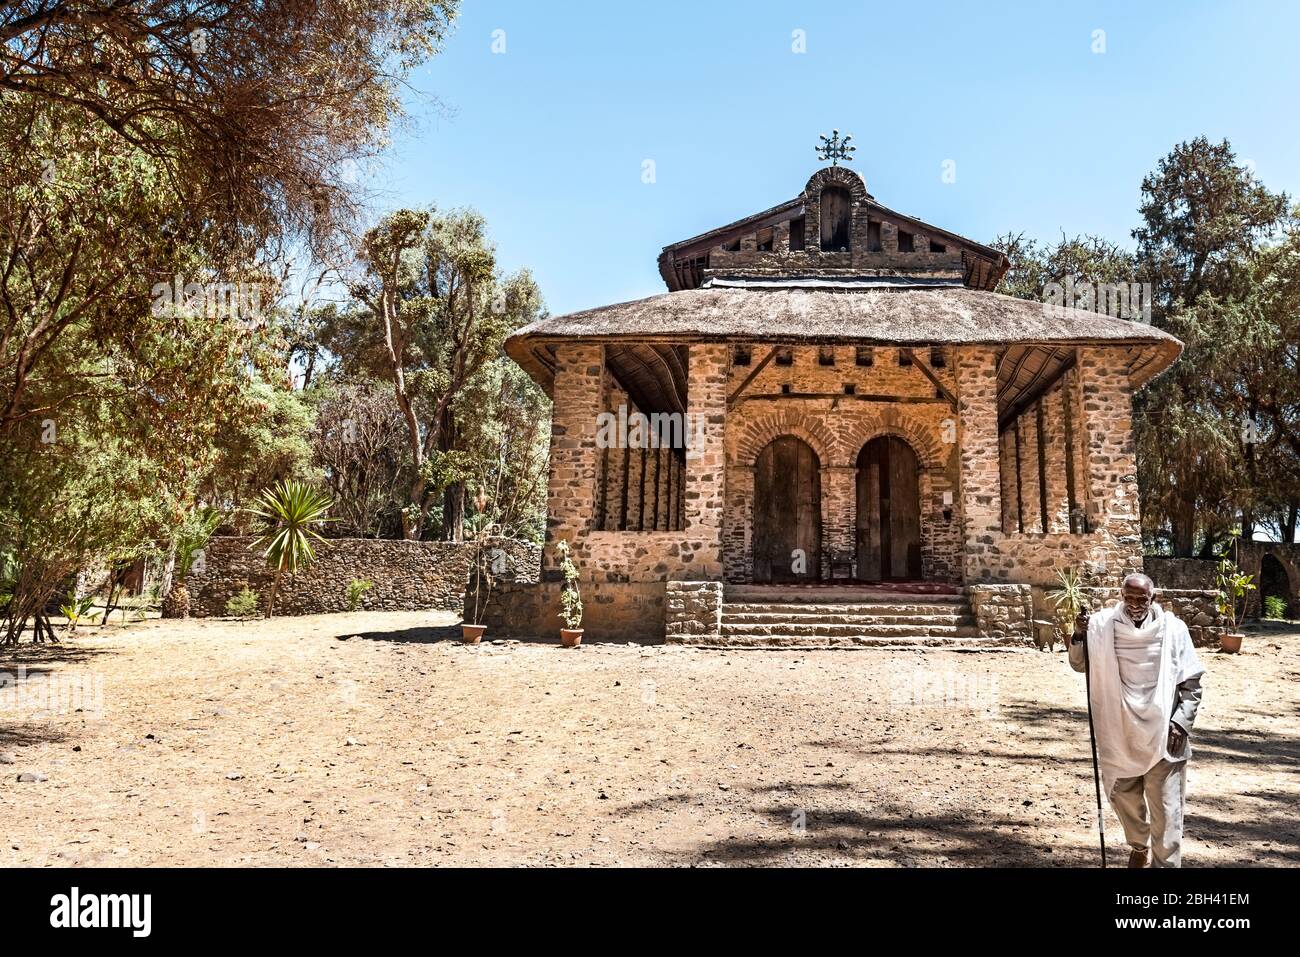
[824,465,857,577]
[626,444,644,531]
[546,343,604,570]
[955,347,1003,583]
[1039,382,1071,533]
[1077,347,1142,570]
[684,344,729,578]
[998,430,1017,533]
[1016,406,1043,533]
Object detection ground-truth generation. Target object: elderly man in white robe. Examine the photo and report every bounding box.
[1069,572,1205,868]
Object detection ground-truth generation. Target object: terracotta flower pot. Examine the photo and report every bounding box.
[461,623,486,644]
[560,628,584,648]
[1219,632,1243,654]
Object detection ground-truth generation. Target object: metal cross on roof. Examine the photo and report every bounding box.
[815,130,856,166]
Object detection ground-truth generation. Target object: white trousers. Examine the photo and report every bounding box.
[1108,757,1188,867]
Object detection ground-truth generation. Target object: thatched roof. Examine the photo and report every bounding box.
[506,285,1183,406]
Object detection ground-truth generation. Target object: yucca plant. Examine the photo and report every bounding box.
[248,480,335,618]
[1048,567,1088,646]
[163,505,223,619]
[59,588,96,635]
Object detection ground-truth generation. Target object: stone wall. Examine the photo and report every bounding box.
[187,536,541,617]
[478,580,667,644]
[968,584,1034,646]
[1145,557,1217,591]
[664,581,724,644]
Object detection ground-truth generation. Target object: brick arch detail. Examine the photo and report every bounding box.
[841,412,947,470]
[732,412,836,468]
[803,165,869,205]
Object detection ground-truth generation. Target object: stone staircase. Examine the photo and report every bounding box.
[718,584,989,648]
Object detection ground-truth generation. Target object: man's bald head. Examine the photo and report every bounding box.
[1122,572,1154,595]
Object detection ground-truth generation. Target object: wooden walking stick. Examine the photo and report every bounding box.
[1079,619,1107,868]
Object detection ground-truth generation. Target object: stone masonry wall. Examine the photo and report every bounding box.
[664,581,724,644]
[968,584,1034,646]
[188,536,541,617]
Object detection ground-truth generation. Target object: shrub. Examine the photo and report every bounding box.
[556,540,583,631]
[225,587,261,619]
[346,578,373,612]
[1263,595,1287,620]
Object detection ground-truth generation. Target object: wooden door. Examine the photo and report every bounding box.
[753,436,821,583]
[856,436,921,580]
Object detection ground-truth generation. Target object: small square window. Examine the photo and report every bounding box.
[818,346,835,366]
[756,228,774,252]
[843,383,856,396]
[930,347,946,368]
[898,230,914,253]
[929,240,946,253]
[733,346,751,366]
[898,348,913,367]
[775,347,794,367]
[781,383,792,395]
[722,238,741,252]
[855,347,874,367]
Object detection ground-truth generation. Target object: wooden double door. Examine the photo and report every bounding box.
[856,436,922,581]
[750,434,923,584]
[752,436,822,583]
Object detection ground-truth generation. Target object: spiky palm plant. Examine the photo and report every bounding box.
[248,481,334,618]
[164,506,223,619]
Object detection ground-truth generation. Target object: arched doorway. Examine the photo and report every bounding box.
[753,436,822,583]
[856,436,921,581]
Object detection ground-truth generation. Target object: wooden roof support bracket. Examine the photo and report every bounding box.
[726,346,779,409]
[910,349,958,410]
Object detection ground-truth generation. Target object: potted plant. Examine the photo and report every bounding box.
[462,506,497,644]
[1215,557,1255,654]
[555,540,583,647]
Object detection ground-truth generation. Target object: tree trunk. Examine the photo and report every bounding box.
[266,568,282,618]
[1285,505,1298,544]
[1171,501,1197,558]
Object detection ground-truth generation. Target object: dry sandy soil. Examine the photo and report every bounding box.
[2,611,1297,867]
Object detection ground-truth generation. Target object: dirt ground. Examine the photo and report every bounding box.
[2,611,1297,867]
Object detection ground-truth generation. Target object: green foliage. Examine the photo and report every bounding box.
[248,480,335,617]
[556,540,583,631]
[1215,558,1256,632]
[1047,567,1089,642]
[329,206,548,539]
[175,507,225,579]
[59,589,96,631]
[225,588,262,620]
[1263,595,1287,620]
[346,578,373,612]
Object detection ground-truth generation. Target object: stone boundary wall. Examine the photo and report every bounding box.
[1145,557,1217,591]
[477,581,666,644]
[664,582,724,644]
[968,584,1034,646]
[188,536,541,618]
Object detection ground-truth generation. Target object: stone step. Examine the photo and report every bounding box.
[723,602,973,619]
[724,587,966,604]
[721,622,980,639]
[694,634,1016,648]
[723,611,977,627]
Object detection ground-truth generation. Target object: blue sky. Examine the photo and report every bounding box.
[366,0,1300,318]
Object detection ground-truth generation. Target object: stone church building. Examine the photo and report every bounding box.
[488,160,1183,645]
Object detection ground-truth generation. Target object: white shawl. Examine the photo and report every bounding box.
[1085,602,1205,797]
